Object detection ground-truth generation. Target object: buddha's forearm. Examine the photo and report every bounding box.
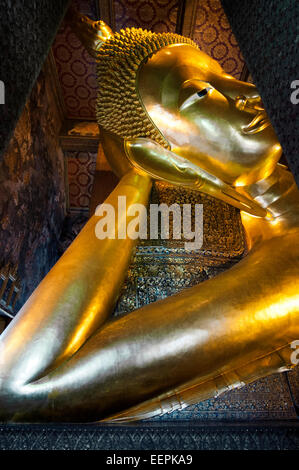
[1,230,298,422]
[0,170,152,392]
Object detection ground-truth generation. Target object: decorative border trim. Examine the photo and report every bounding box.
[0,422,298,450]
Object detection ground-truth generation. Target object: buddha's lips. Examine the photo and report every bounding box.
[242,111,271,134]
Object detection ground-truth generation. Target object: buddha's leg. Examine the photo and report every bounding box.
[1,229,298,422]
[0,170,152,397]
[103,342,295,422]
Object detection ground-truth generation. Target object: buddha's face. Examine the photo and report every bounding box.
[137,44,281,186]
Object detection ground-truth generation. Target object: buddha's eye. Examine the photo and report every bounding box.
[180,86,211,112]
[197,88,209,98]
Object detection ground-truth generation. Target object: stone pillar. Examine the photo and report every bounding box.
[0,0,70,161]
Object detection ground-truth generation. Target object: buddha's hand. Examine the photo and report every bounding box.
[124,137,267,218]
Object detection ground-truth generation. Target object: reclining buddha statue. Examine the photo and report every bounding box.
[0,9,298,422]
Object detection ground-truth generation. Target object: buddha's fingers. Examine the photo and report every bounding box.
[3,229,298,422]
[0,170,152,391]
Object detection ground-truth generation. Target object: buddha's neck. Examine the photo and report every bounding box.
[242,164,299,227]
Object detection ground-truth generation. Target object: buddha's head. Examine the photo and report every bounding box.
[94,27,281,188]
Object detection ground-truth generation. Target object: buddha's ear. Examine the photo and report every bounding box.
[124,137,268,218]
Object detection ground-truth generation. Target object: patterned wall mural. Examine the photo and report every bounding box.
[114,0,179,32]
[0,67,66,309]
[193,0,245,78]
[67,150,97,209]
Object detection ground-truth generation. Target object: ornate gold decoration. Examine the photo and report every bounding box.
[66,6,113,58]
[68,122,100,137]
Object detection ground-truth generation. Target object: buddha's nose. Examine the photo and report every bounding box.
[235,95,264,113]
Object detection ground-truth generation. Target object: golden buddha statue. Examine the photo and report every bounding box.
[0,10,298,422]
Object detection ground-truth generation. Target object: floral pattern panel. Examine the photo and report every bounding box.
[114,0,179,32]
[192,0,245,79]
[67,151,97,209]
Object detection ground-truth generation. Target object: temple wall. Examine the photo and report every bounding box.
[192,0,245,79]
[0,66,67,310]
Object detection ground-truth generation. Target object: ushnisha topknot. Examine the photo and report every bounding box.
[96,28,198,149]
